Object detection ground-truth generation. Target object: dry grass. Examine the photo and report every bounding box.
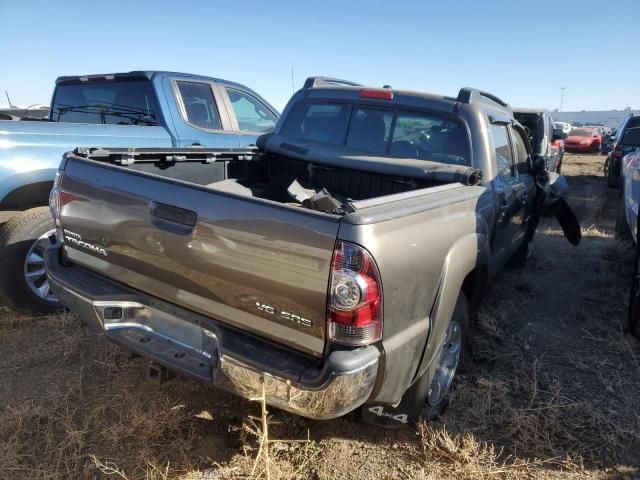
[1,154,640,479]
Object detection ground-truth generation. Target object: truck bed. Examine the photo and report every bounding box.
[54,147,479,356]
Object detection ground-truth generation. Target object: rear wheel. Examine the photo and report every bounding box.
[0,207,62,314]
[628,240,640,338]
[615,192,631,241]
[422,292,469,419]
[607,157,619,188]
[509,237,534,268]
[360,292,469,428]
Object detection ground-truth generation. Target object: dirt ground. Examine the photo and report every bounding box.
[1,153,640,479]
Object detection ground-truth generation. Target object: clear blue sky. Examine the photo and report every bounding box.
[1,0,638,112]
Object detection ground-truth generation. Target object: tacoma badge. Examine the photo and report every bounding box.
[63,229,108,257]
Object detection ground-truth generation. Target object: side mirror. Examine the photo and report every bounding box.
[552,128,563,141]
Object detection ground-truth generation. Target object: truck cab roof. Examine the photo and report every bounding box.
[285,77,513,117]
[55,70,265,101]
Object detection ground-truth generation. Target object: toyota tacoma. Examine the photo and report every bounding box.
[44,78,578,425]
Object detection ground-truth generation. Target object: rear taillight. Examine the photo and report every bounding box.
[615,144,624,159]
[328,240,382,346]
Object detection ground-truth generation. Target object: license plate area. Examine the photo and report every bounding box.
[95,302,219,382]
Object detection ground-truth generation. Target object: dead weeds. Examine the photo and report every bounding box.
[1,154,640,479]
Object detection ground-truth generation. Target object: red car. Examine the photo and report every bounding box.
[564,127,603,153]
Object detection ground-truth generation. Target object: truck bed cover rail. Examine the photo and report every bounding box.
[71,146,262,165]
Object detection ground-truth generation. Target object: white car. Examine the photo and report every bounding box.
[555,121,572,136]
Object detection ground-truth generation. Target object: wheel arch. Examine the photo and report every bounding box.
[412,232,490,382]
[0,180,53,210]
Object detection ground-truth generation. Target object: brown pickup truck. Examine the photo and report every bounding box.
[44,78,575,426]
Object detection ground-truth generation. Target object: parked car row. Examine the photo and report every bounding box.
[607,115,640,188]
[1,72,582,426]
[611,114,640,338]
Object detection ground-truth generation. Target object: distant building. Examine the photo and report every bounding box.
[551,108,638,128]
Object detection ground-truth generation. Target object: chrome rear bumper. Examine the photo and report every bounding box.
[45,245,379,419]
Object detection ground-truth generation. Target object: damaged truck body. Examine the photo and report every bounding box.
[45,78,570,425]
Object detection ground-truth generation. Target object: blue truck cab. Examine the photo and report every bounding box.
[0,71,278,313]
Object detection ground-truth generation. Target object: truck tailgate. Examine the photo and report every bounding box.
[58,157,340,356]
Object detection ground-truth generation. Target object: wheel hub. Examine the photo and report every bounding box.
[427,319,462,406]
[23,230,59,303]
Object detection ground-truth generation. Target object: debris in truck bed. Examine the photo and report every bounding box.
[287,179,345,214]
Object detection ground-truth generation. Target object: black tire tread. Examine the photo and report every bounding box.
[0,207,60,314]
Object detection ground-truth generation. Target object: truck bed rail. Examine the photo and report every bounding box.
[72,146,262,166]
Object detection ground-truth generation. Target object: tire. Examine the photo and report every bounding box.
[0,207,62,315]
[607,157,619,188]
[615,193,631,241]
[628,240,640,338]
[360,292,470,428]
[509,237,533,268]
[422,292,469,420]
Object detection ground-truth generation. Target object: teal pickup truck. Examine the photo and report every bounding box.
[0,71,278,313]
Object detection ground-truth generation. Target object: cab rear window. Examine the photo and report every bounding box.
[51,80,159,126]
[280,101,470,166]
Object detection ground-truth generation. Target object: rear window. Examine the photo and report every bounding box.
[346,108,393,155]
[51,80,158,125]
[280,103,349,145]
[280,101,470,166]
[622,127,640,146]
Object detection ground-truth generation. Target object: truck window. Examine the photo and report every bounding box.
[491,124,514,177]
[226,88,277,133]
[280,103,350,145]
[51,80,158,125]
[512,128,530,174]
[622,127,640,146]
[346,108,392,155]
[280,101,470,165]
[176,81,222,130]
[391,111,469,166]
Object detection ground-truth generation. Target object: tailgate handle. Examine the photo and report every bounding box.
[149,201,197,235]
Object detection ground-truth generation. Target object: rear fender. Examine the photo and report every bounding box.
[414,232,490,380]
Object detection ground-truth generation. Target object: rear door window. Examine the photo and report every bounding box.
[226,88,277,133]
[176,81,222,130]
[51,80,159,125]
